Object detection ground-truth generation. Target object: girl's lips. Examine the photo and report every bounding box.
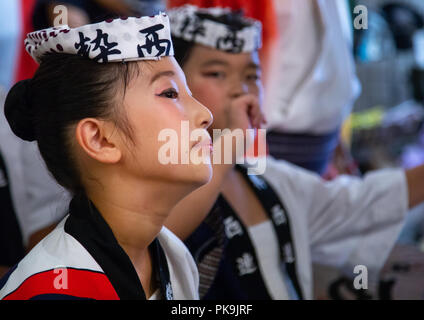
[192,139,213,152]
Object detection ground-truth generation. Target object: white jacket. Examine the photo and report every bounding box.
[261,156,408,298]
[264,0,361,134]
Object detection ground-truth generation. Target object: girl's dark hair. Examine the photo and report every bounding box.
[5,53,138,194]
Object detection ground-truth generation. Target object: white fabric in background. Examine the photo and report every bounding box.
[264,0,361,134]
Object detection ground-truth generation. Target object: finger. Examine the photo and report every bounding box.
[249,98,261,125]
[254,113,264,130]
[245,96,261,127]
[233,93,259,111]
[258,112,267,127]
[230,94,261,129]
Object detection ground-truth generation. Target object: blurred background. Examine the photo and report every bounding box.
[352,0,424,176]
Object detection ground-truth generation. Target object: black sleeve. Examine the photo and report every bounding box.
[0,152,25,267]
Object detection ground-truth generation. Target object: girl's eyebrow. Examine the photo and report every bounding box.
[150,70,175,85]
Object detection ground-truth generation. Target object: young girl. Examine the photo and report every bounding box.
[0,13,213,300]
[165,5,424,299]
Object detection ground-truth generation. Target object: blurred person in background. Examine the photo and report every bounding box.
[264,0,360,175]
[0,0,69,278]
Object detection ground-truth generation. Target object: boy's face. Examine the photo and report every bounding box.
[182,45,263,132]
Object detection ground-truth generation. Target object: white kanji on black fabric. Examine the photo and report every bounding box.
[283,243,295,264]
[25,13,174,64]
[236,253,257,276]
[168,5,262,53]
[223,216,244,239]
[165,282,174,300]
[271,204,287,226]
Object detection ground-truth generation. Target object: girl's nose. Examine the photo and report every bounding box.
[192,97,213,129]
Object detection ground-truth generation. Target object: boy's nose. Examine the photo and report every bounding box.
[230,82,249,99]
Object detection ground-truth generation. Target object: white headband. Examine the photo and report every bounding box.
[168,5,262,53]
[25,13,174,64]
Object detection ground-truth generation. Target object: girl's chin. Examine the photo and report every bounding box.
[188,163,213,185]
[156,162,212,186]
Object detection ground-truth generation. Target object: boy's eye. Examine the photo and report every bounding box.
[247,74,260,81]
[158,88,178,99]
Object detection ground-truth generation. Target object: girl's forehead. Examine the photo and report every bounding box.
[132,57,185,84]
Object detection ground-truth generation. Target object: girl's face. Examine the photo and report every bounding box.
[118,56,213,187]
[181,45,263,132]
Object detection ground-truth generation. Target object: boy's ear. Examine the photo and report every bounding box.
[75,118,122,164]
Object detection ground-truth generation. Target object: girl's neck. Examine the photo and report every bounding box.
[87,177,190,253]
[86,177,192,299]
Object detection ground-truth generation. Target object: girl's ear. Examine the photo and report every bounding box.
[75,118,122,164]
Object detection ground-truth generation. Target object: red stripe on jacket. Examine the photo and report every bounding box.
[3,268,119,300]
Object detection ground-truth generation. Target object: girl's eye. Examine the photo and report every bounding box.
[158,88,178,99]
